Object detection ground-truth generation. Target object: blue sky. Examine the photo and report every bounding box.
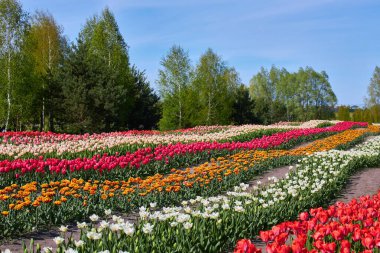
[21,0,380,106]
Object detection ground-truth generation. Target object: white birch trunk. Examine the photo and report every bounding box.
[178,83,182,128]
[5,47,11,132]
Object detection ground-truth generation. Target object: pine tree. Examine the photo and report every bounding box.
[129,66,161,129]
[232,84,255,124]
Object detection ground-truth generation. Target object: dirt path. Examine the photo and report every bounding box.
[332,167,380,204]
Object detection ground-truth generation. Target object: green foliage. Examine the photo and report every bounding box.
[316,121,334,128]
[351,105,380,123]
[249,66,337,124]
[192,49,239,125]
[0,6,161,133]
[336,106,351,121]
[24,10,66,131]
[354,66,380,124]
[232,84,256,124]
[128,67,161,129]
[158,45,193,130]
[158,47,241,129]
[0,0,29,131]
[365,66,380,107]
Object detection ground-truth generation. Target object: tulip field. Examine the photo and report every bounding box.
[1,121,380,252]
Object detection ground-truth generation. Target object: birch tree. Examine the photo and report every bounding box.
[365,66,380,107]
[193,49,238,125]
[0,0,28,131]
[27,10,63,130]
[158,45,192,130]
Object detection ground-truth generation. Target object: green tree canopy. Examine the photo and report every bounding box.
[0,0,29,131]
[158,45,193,130]
[249,66,337,124]
[365,66,380,107]
[193,48,239,125]
[25,10,65,131]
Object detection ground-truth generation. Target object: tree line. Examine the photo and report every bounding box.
[158,46,338,129]
[1,0,378,133]
[336,66,380,123]
[0,1,160,133]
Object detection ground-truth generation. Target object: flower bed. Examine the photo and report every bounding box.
[0,128,279,160]
[0,121,341,160]
[0,122,363,187]
[16,132,380,253]
[0,126,376,239]
[235,190,380,253]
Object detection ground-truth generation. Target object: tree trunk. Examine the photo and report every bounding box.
[207,74,216,125]
[108,51,111,68]
[286,100,290,121]
[5,50,11,132]
[207,91,211,125]
[41,97,45,131]
[49,109,54,132]
[41,35,53,132]
[178,84,182,129]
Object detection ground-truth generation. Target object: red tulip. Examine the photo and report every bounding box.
[299,212,309,221]
[331,229,344,241]
[339,239,351,253]
[312,230,325,241]
[272,225,284,236]
[363,218,374,227]
[317,212,329,224]
[361,236,374,249]
[322,242,336,253]
[275,233,288,245]
[307,218,317,230]
[291,241,306,253]
[259,231,271,242]
[277,245,291,253]
[234,239,261,253]
[353,228,361,241]
[266,243,277,253]
[313,240,324,250]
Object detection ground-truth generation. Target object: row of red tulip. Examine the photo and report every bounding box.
[234,190,380,253]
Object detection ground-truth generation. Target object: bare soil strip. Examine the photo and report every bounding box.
[332,167,380,204]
